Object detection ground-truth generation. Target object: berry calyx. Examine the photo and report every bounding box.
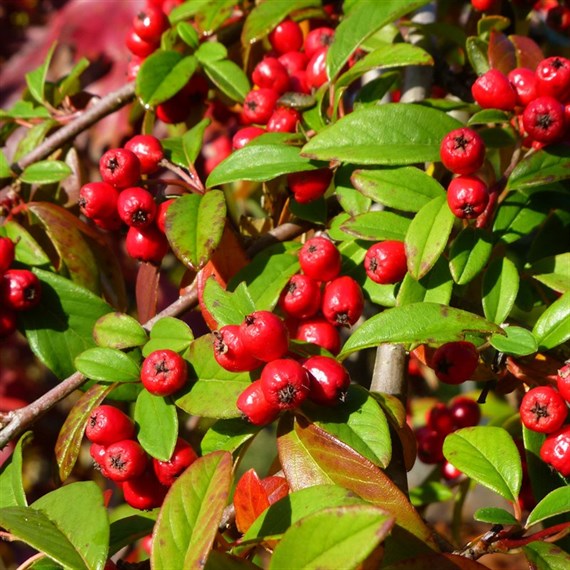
[153,438,198,486]
[1,269,42,311]
[519,385,568,434]
[213,324,262,372]
[260,358,310,410]
[287,169,332,204]
[522,96,566,144]
[298,236,341,282]
[237,380,280,425]
[140,349,188,396]
[447,175,489,219]
[124,134,164,174]
[364,240,407,284]
[103,439,148,482]
[85,405,136,446]
[239,310,290,362]
[431,341,479,385]
[439,127,486,175]
[302,355,350,406]
[321,275,364,328]
[471,69,517,111]
[278,274,322,319]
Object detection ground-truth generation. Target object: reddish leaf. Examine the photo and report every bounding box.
[488,31,516,75]
[233,469,271,534]
[510,35,544,71]
[136,262,160,323]
[383,553,488,569]
[260,475,289,505]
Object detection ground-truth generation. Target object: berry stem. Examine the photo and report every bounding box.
[158,158,205,194]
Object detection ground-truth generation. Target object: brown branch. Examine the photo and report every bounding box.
[158,158,205,194]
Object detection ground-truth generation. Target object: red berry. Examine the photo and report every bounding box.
[268,19,304,55]
[133,7,169,43]
[156,91,190,124]
[252,57,290,94]
[304,27,335,58]
[287,169,332,204]
[239,310,290,362]
[232,126,265,150]
[303,355,350,406]
[99,148,141,189]
[546,5,570,33]
[267,107,300,133]
[237,380,280,425]
[141,349,187,396]
[540,425,570,477]
[278,51,308,74]
[242,89,280,125]
[0,237,15,273]
[442,460,463,480]
[1,269,41,311]
[89,443,108,469]
[85,405,136,446]
[415,426,445,464]
[260,358,310,410]
[0,307,17,338]
[520,385,568,434]
[122,469,168,510]
[321,276,364,328]
[295,317,341,355]
[449,397,481,429]
[289,69,310,94]
[431,341,479,385]
[447,175,489,219]
[156,199,175,233]
[298,236,341,282]
[117,187,157,228]
[426,403,455,436]
[153,438,198,486]
[439,127,486,175]
[306,47,329,90]
[127,56,143,82]
[213,324,262,372]
[79,182,120,221]
[103,439,148,482]
[507,68,538,107]
[124,134,164,174]
[364,240,407,284]
[557,363,570,403]
[471,69,517,111]
[278,274,322,319]
[126,29,159,58]
[535,57,570,102]
[203,134,232,175]
[522,96,566,144]
[125,224,169,264]
[471,0,499,11]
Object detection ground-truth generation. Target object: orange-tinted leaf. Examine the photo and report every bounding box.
[510,35,543,70]
[233,469,271,534]
[506,353,561,387]
[383,552,489,569]
[260,476,289,505]
[488,30,516,75]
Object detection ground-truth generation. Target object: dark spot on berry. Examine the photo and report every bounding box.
[24,286,37,301]
[335,312,351,328]
[551,57,565,70]
[536,113,554,130]
[107,157,119,173]
[213,331,228,354]
[246,100,258,111]
[110,454,127,471]
[278,383,297,404]
[462,203,475,216]
[287,282,298,294]
[89,413,98,428]
[154,359,169,374]
[436,358,452,375]
[453,134,470,151]
[530,400,550,421]
[369,257,378,272]
[132,210,148,225]
[245,314,256,326]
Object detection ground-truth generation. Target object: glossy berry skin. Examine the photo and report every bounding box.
[99,148,141,189]
[557,363,570,403]
[153,438,198,486]
[0,237,15,273]
[415,426,445,464]
[303,355,350,406]
[440,127,486,175]
[232,126,265,150]
[125,224,169,264]
[535,57,570,102]
[295,317,341,355]
[322,276,364,328]
[540,425,570,477]
[117,187,157,228]
[156,92,190,124]
[0,308,17,338]
[242,88,280,125]
[141,349,187,396]
[1,269,41,311]
[278,51,308,74]
[89,443,107,469]
[156,199,174,233]
[103,439,148,482]
[306,47,329,90]
[450,397,481,429]
[124,135,164,174]
[447,175,489,219]
[508,68,538,107]
[520,386,568,434]
[289,69,310,94]
[85,405,136,446]
[279,274,322,319]
[213,324,262,372]
[79,182,120,221]
[237,380,280,425]
[304,27,335,58]
[268,19,304,55]
[267,107,300,133]
[239,311,290,362]
[471,0,499,11]
[126,29,158,58]
[442,461,463,480]
[122,469,168,510]
[133,7,169,43]
[426,403,455,436]
[471,69,517,111]
[522,96,566,144]
[431,341,479,385]
[287,169,332,204]
[260,358,310,410]
[252,57,290,94]
[298,236,341,282]
[364,241,407,284]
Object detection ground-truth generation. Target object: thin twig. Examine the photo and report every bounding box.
[159,158,205,194]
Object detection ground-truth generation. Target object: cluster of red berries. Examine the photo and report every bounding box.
[0,237,42,338]
[416,396,481,477]
[79,134,175,264]
[520,362,570,477]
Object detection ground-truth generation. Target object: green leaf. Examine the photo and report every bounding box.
[443,427,522,502]
[202,58,250,103]
[75,347,140,383]
[524,541,570,570]
[2,220,50,266]
[200,418,260,455]
[335,166,371,216]
[473,507,519,525]
[468,109,510,125]
[182,118,210,166]
[0,150,12,178]
[165,191,227,270]
[490,326,537,356]
[135,390,178,461]
[177,21,200,49]
[152,451,232,570]
[19,269,113,379]
[507,144,570,192]
[339,211,410,241]
[351,167,444,213]
[196,42,227,62]
[175,335,251,418]
[136,50,197,106]
[26,42,56,104]
[109,514,155,556]
[528,253,570,294]
[482,257,520,324]
[93,313,147,349]
[195,0,235,34]
[207,143,316,187]
[449,228,494,285]
[169,0,210,23]
[466,36,490,76]
[0,432,32,508]
[1,100,51,119]
[56,57,90,103]
[405,195,455,280]
[340,302,502,359]
[20,160,71,185]
[269,504,394,570]
[532,292,570,350]
[493,191,548,245]
[396,256,453,307]
[202,277,255,327]
[14,120,57,163]
[409,481,454,507]
[143,316,194,356]
[326,0,431,80]
[302,103,462,165]
[526,488,570,528]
